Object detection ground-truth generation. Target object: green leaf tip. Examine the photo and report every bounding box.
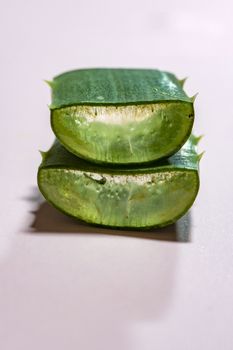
[179,77,188,88]
[190,93,198,103]
[39,150,48,161]
[44,80,55,89]
[192,134,204,145]
[197,151,205,162]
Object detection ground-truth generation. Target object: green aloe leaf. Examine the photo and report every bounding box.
[37,135,200,229]
[49,68,194,164]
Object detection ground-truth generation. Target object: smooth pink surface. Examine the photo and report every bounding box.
[1,1,233,349]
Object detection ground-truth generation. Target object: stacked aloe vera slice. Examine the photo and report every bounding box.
[38,68,200,229]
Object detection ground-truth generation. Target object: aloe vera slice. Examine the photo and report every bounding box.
[37,136,200,229]
[49,68,194,164]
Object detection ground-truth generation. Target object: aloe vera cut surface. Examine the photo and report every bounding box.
[49,68,194,164]
[38,136,200,229]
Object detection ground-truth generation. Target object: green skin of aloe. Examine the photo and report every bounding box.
[49,68,194,165]
[38,136,200,229]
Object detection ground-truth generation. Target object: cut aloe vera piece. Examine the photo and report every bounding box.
[38,136,200,229]
[49,68,195,164]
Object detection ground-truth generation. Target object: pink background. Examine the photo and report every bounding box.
[0,0,233,349]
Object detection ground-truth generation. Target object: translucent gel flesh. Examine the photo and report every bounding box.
[38,168,198,228]
[51,102,194,164]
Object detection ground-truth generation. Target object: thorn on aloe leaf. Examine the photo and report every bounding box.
[44,80,54,88]
[179,77,188,88]
[193,135,204,145]
[39,150,48,161]
[197,151,205,162]
[190,93,198,103]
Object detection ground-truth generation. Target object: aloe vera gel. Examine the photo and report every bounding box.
[50,69,194,164]
[38,68,200,229]
[38,136,200,229]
